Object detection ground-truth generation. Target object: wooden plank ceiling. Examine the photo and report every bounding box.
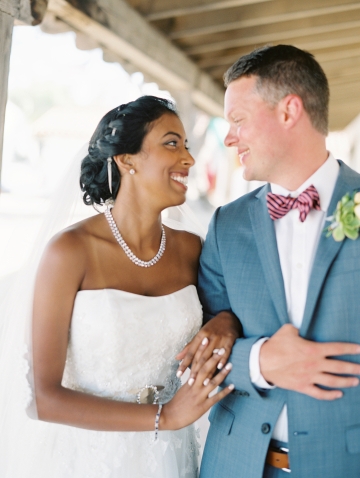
[124,0,360,131]
[46,0,360,131]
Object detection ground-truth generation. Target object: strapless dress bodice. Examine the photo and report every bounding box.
[12,285,203,478]
[62,285,203,404]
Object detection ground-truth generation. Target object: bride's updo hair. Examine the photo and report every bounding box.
[80,95,178,206]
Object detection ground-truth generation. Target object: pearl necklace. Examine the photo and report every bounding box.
[104,208,166,268]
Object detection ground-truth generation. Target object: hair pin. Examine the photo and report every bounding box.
[107,157,113,194]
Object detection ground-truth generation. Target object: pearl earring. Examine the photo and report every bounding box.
[129,168,135,175]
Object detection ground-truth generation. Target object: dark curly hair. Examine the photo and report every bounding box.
[80,95,178,206]
[224,45,329,135]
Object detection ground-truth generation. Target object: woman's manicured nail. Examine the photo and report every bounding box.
[176,370,183,378]
[218,348,225,356]
[202,337,209,346]
[217,362,223,370]
[212,348,219,354]
[188,377,195,386]
[228,384,235,391]
[203,378,210,386]
[225,362,233,371]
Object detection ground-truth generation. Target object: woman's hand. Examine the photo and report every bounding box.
[160,351,234,430]
[175,311,242,382]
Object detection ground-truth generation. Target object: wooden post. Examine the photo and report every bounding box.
[0,0,42,189]
[0,10,13,189]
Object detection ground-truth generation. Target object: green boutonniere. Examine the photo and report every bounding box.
[325,192,360,241]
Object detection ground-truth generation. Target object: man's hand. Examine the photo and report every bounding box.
[175,311,242,382]
[260,324,360,400]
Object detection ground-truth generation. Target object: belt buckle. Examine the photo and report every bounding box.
[128,385,164,404]
[279,447,291,473]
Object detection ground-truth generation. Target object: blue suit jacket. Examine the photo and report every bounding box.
[198,161,360,478]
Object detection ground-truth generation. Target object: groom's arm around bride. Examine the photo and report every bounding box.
[197,45,360,478]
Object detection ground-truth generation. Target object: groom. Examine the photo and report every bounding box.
[198,45,360,477]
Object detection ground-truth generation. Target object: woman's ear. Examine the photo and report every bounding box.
[278,94,303,129]
[113,154,136,175]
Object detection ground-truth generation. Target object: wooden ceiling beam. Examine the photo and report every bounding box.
[197,34,360,72]
[47,0,225,116]
[207,63,360,82]
[329,83,360,99]
[186,19,360,55]
[329,75,360,87]
[209,64,360,94]
[330,100,360,116]
[164,0,357,37]
[299,34,360,54]
[330,104,360,115]
[329,112,360,131]
[315,47,360,64]
[208,65,360,85]
[324,61,360,78]
[330,105,360,130]
[330,104,360,117]
[1,0,44,24]
[330,99,360,110]
[170,2,360,39]
[328,76,360,88]
[144,0,271,21]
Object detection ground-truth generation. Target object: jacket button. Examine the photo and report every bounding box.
[261,423,271,434]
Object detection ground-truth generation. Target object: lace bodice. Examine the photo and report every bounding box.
[62,285,203,404]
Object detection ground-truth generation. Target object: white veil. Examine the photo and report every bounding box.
[163,202,207,238]
[0,143,206,477]
[0,144,88,476]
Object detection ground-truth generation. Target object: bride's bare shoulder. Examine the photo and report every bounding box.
[42,214,105,263]
[166,227,203,261]
[34,215,107,293]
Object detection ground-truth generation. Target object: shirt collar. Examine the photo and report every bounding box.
[270,153,339,212]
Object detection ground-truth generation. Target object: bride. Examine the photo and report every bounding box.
[3,95,239,478]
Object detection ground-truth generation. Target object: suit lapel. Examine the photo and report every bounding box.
[249,185,289,326]
[300,161,360,336]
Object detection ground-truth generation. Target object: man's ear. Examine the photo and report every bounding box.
[113,154,136,175]
[278,94,303,129]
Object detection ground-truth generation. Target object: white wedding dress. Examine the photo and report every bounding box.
[5,284,203,478]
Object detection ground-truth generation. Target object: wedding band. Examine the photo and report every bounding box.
[212,349,219,354]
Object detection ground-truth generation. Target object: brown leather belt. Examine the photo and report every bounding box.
[266,447,290,471]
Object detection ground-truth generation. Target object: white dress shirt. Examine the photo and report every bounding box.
[249,153,340,442]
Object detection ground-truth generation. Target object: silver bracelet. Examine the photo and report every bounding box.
[154,403,163,442]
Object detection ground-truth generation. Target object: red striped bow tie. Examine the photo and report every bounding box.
[267,184,321,222]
